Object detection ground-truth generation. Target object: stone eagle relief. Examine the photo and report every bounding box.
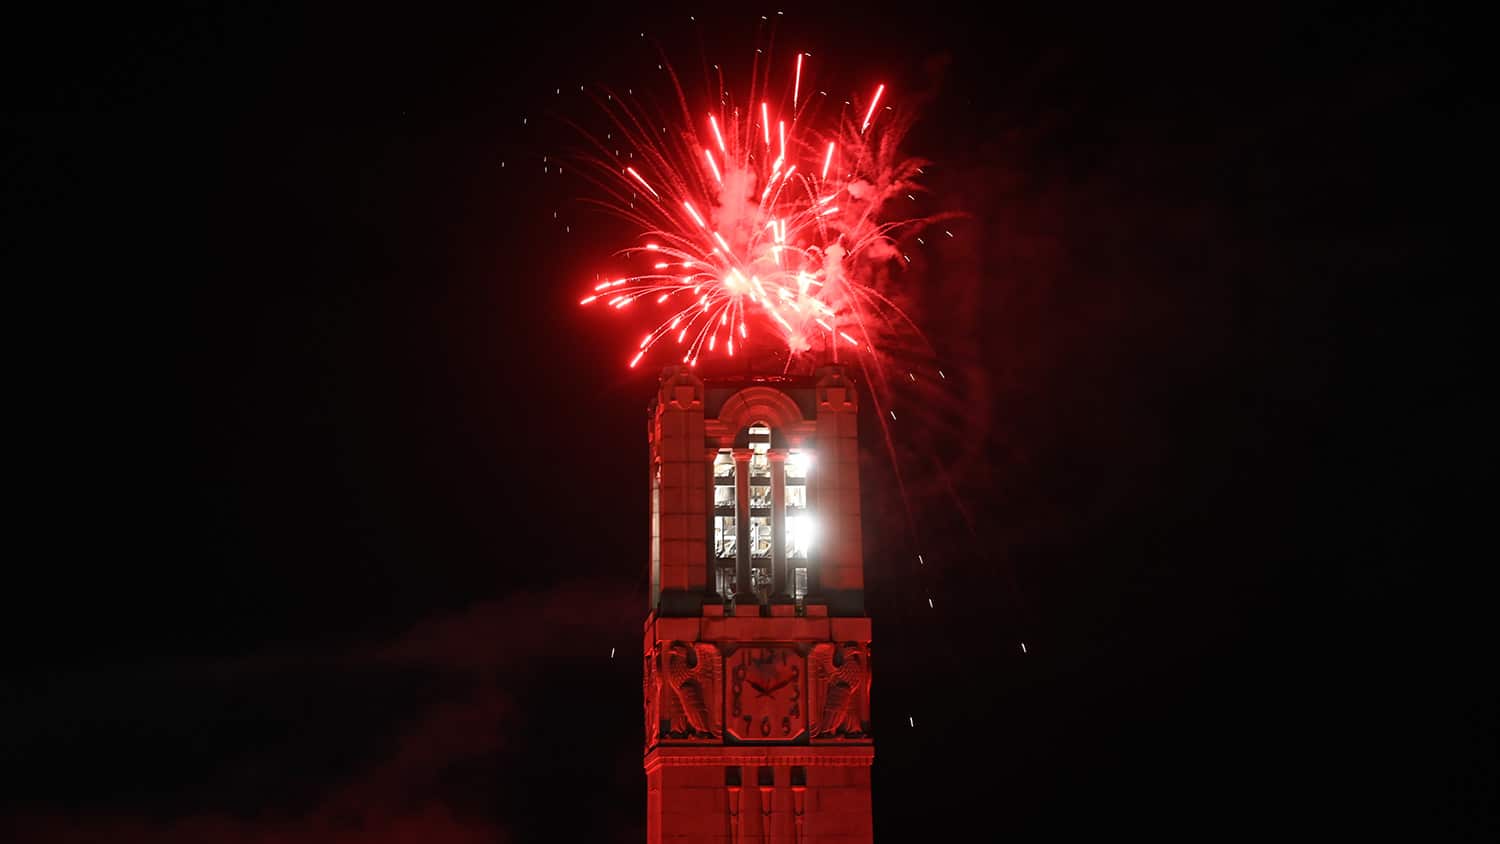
[660,641,722,741]
[810,642,872,740]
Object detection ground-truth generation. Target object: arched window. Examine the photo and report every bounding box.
[715,419,816,605]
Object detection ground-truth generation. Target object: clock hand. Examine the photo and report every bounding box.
[747,679,770,697]
[764,676,794,694]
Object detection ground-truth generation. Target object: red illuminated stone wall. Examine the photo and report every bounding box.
[644,366,873,843]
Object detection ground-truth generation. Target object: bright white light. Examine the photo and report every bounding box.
[787,450,814,476]
[788,514,817,555]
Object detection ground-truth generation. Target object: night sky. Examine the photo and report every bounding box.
[4,2,1486,841]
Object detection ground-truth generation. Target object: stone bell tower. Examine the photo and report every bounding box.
[643,364,873,843]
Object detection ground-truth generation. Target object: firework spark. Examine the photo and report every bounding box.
[575,47,940,370]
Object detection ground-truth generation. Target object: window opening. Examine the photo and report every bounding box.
[787,514,813,560]
[750,516,772,558]
[714,450,736,478]
[785,483,807,510]
[715,484,736,510]
[786,449,811,479]
[714,515,737,559]
[717,565,737,603]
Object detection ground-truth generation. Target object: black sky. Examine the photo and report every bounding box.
[3,2,1487,841]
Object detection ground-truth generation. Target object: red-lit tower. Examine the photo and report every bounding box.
[643,363,873,843]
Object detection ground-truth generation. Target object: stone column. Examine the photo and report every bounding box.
[791,781,806,844]
[727,780,743,844]
[757,766,776,844]
[705,447,722,598]
[733,449,753,602]
[759,783,775,844]
[768,448,788,600]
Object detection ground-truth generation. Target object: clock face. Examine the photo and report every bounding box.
[728,646,806,742]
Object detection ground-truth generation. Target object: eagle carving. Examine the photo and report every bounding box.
[811,642,870,739]
[662,641,721,739]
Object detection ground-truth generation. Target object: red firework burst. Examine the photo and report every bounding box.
[574,50,940,370]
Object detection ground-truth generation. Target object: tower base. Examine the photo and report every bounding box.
[646,746,874,844]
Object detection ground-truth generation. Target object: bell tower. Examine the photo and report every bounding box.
[643,364,874,843]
